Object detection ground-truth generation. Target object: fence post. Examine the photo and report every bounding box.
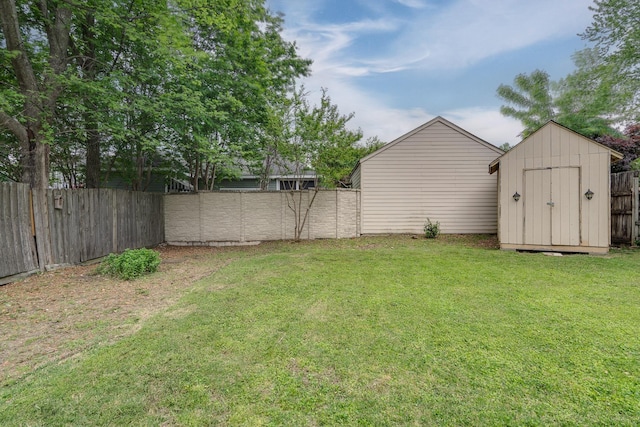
[31,188,53,271]
[240,192,245,243]
[112,190,118,253]
[634,171,639,244]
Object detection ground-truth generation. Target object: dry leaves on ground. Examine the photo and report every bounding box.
[0,245,226,385]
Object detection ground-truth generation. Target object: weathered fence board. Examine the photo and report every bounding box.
[115,190,164,251]
[0,183,38,279]
[1,185,165,282]
[611,171,640,245]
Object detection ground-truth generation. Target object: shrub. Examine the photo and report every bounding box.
[98,248,161,280]
[424,218,440,239]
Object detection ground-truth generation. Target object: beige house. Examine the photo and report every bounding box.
[489,121,622,254]
[351,116,504,234]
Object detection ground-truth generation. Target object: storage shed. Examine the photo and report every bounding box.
[351,116,504,234]
[489,121,622,254]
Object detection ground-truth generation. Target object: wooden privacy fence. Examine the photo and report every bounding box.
[610,171,640,245]
[0,183,39,280]
[1,183,164,283]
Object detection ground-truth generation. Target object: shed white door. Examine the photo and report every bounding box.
[524,167,580,246]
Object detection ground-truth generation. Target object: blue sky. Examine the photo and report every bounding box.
[265,0,596,146]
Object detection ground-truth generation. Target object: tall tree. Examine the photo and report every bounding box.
[1,0,311,192]
[496,70,555,138]
[0,0,72,189]
[581,0,639,123]
[497,61,620,140]
[166,0,311,192]
[553,48,618,138]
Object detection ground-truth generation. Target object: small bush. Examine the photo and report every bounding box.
[97,248,161,280]
[424,218,440,239]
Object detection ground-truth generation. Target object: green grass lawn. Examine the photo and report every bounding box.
[2,236,639,425]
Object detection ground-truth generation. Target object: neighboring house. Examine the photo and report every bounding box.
[351,116,504,234]
[489,120,622,254]
[217,161,317,191]
[105,171,192,193]
[104,161,316,193]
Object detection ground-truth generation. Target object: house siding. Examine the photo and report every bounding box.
[105,173,167,193]
[351,165,361,189]
[495,121,616,252]
[360,118,503,234]
[217,178,262,190]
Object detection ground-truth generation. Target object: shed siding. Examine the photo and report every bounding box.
[497,122,613,250]
[361,120,501,234]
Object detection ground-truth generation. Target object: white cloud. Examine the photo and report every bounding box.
[267,0,590,147]
[281,18,399,78]
[294,72,429,144]
[305,76,522,147]
[381,0,594,71]
[442,108,523,145]
[279,0,593,78]
[392,0,428,9]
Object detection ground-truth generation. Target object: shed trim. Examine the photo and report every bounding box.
[489,120,623,175]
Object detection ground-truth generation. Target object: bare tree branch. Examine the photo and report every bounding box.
[0,111,27,141]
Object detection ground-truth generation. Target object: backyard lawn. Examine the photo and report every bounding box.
[1,235,639,425]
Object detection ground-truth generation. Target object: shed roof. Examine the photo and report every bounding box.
[489,120,623,174]
[359,116,504,165]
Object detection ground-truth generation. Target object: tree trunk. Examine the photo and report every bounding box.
[0,0,71,190]
[85,126,101,188]
[81,13,101,188]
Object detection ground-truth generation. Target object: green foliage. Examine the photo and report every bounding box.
[499,1,640,139]
[597,124,640,172]
[497,64,621,140]
[497,70,555,138]
[0,0,311,190]
[97,248,160,280]
[581,0,640,123]
[498,142,511,152]
[423,218,440,238]
[553,48,621,138]
[261,86,378,189]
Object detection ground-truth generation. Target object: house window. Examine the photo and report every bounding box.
[277,179,316,190]
[279,180,296,190]
[300,180,315,189]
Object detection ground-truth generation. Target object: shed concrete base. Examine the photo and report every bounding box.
[500,243,609,255]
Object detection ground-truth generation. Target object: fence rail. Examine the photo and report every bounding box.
[1,184,164,283]
[610,171,640,245]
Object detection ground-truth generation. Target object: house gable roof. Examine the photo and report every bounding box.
[489,120,624,174]
[358,116,504,165]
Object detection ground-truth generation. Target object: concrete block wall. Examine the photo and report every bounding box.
[164,189,360,245]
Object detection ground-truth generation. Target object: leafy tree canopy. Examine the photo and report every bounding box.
[598,124,640,172]
[497,1,638,142]
[581,0,639,123]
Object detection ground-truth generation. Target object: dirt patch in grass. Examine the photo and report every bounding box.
[438,234,500,249]
[0,245,232,386]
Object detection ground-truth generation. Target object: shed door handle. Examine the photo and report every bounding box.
[547,201,554,207]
